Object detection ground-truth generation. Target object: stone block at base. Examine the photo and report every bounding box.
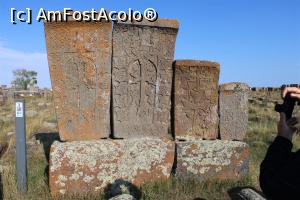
[176,140,249,181]
[49,138,174,196]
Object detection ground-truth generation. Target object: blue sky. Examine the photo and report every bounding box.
[0,0,299,88]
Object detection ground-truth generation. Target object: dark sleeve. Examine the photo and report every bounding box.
[261,136,293,172]
[259,136,298,199]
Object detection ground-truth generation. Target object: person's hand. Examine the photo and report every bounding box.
[278,113,299,141]
[283,87,300,100]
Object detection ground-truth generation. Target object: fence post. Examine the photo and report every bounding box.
[15,99,27,193]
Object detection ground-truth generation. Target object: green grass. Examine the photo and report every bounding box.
[1,91,300,199]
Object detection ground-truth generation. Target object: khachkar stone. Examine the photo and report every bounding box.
[176,140,249,181]
[174,60,220,140]
[112,19,179,138]
[49,138,174,196]
[44,20,112,141]
[219,83,250,141]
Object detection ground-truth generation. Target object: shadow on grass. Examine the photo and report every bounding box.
[228,186,267,200]
[104,179,142,200]
[0,142,8,160]
[35,132,60,162]
[34,132,60,186]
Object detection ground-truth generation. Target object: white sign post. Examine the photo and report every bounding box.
[15,99,27,193]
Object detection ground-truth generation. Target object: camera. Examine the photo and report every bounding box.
[275,85,300,120]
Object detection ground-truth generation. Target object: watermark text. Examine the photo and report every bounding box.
[10,8,158,25]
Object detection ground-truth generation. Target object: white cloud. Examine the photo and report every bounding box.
[0,43,51,88]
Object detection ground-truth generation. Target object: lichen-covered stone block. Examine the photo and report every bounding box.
[176,140,249,181]
[44,21,112,141]
[112,19,179,138]
[49,138,174,196]
[219,83,250,141]
[174,60,220,140]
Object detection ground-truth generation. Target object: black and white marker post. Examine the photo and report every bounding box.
[15,99,27,193]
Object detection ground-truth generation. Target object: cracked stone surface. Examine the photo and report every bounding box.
[219,82,250,141]
[112,19,179,138]
[49,138,175,196]
[44,20,112,141]
[176,140,249,181]
[174,60,220,140]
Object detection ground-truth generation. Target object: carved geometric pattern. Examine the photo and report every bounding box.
[112,21,179,138]
[174,60,220,140]
[44,22,112,141]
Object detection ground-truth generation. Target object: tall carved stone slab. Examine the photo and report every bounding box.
[219,83,249,141]
[112,19,179,138]
[44,21,112,141]
[174,60,220,140]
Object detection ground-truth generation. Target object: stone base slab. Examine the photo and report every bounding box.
[49,138,175,196]
[176,140,249,181]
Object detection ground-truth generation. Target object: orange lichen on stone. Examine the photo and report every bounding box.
[44,21,112,141]
[174,60,220,140]
[49,138,175,196]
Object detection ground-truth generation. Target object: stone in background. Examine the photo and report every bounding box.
[174,60,220,140]
[49,138,174,196]
[219,83,250,141]
[176,140,249,181]
[44,20,112,141]
[112,19,179,138]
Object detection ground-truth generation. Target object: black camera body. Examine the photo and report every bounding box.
[275,93,297,120]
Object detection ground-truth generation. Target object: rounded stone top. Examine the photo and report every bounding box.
[117,18,179,29]
[219,82,250,91]
[174,60,220,71]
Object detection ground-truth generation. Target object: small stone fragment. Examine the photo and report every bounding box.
[219,82,250,141]
[176,140,249,181]
[49,138,174,196]
[109,194,136,200]
[238,188,266,200]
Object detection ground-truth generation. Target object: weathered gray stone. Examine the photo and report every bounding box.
[44,20,112,141]
[49,138,174,196]
[219,83,250,141]
[109,194,136,200]
[112,19,179,138]
[238,188,266,200]
[176,140,249,181]
[174,60,220,140]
